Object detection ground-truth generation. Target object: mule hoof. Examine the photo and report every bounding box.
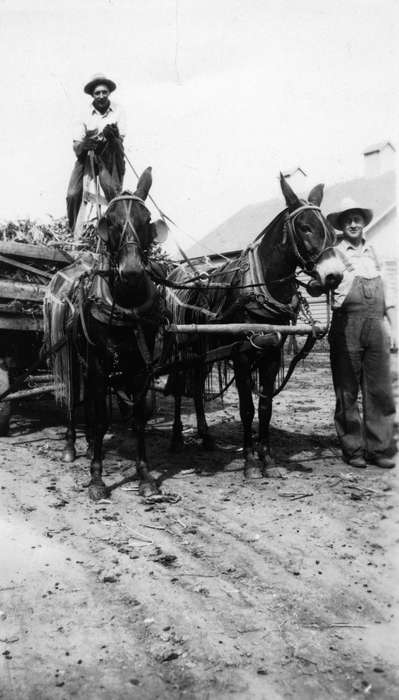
[62,447,76,463]
[244,464,263,479]
[88,481,109,501]
[263,466,287,479]
[139,481,159,498]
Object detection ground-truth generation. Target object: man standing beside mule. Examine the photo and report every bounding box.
[327,199,396,469]
[66,73,126,232]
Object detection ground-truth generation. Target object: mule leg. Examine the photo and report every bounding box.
[257,349,285,477]
[87,360,109,501]
[62,351,79,463]
[193,379,215,450]
[233,354,262,479]
[169,394,184,452]
[84,383,95,460]
[133,393,159,498]
[62,410,77,463]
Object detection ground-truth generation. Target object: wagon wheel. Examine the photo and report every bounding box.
[0,361,11,436]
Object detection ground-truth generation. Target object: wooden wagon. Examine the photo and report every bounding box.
[0,240,72,434]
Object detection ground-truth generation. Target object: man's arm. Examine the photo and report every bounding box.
[72,129,99,157]
[385,305,398,351]
[111,103,126,139]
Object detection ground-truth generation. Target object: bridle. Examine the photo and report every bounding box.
[94,193,158,319]
[286,202,337,273]
[103,194,150,260]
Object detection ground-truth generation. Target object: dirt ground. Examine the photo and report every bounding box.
[0,353,398,700]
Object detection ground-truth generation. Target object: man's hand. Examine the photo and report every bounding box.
[102,123,120,141]
[385,308,398,352]
[82,129,100,151]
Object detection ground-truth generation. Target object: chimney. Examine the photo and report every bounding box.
[363,141,396,179]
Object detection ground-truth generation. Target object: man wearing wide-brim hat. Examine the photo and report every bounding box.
[327,197,396,469]
[66,74,126,232]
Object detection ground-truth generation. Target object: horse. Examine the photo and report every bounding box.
[162,174,345,478]
[44,167,168,500]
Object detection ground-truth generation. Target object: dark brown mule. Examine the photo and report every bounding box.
[164,175,345,478]
[45,167,167,499]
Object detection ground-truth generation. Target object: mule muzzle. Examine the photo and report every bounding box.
[324,271,343,289]
[313,249,345,292]
[118,261,145,285]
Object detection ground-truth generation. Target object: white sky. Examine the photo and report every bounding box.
[0,0,397,255]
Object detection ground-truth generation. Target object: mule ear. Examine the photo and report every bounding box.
[150,218,169,244]
[134,166,152,200]
[97,216,109,242]
[280,173,301,211]
[308,183,324,207]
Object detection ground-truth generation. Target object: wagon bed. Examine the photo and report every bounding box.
[0,241,73,434]
[0,241,72,332]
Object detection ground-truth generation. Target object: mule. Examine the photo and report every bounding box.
[163,175,345,478]
[44,167,167,499]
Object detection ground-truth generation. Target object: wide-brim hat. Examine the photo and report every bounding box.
[327,197,373,230]
[84,73,116,95]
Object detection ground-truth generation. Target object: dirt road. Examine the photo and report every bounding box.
[0,354,398,699]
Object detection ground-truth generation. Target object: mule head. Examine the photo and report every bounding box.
[279,174,344,290]
[97,166,168,284]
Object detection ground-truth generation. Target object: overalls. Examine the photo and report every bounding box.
[329,264,395,461]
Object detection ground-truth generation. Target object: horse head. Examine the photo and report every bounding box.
[280,174,344,290]
[97,166,168,287]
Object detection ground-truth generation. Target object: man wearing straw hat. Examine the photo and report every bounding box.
[327,198,396,469]
[66,73,126,231]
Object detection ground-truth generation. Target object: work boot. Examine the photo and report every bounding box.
[345,456,367,468]
[366,455,396,469]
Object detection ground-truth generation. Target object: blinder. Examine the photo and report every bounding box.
[150,218,169,244]
[287,202,336,273]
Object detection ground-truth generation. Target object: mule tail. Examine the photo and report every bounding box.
[43,283,76,410]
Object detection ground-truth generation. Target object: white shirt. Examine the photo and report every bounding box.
[332,238,393,309]
[73,100,126,142]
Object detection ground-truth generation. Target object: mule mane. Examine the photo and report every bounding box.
[246,208,288,249]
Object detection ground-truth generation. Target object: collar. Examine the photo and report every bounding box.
[338,237,369,253]
[91,101,114,116]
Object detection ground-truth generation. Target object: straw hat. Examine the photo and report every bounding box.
[327,197,373,230]
[84,74,116,95]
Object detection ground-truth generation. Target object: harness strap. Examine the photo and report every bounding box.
[245,245,296,319]
[106,194,147,209]
[272,332,318,397]
[166,287,219,318]
[78,280,95,346]
[134,324,152,367]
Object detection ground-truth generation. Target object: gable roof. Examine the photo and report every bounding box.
[188,169,396,257]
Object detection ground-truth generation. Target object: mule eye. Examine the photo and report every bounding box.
[298,223,312,235]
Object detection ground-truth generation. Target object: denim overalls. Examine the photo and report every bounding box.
[329,263,395,461]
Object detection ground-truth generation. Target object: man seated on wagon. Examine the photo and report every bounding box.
[66,73,126,232]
